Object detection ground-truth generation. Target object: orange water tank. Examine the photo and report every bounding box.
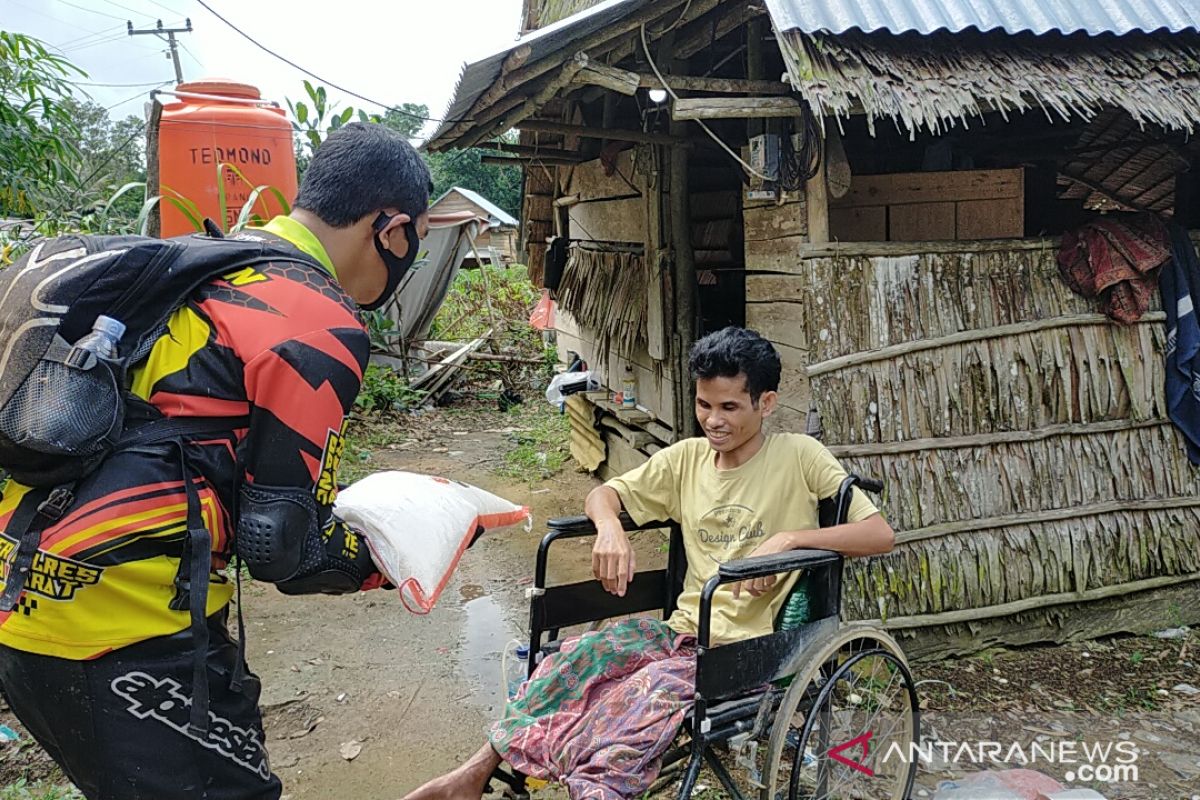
[157,79,297,237]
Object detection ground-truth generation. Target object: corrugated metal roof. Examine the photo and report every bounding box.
[764,0,1200,36]
[433,187,520,227]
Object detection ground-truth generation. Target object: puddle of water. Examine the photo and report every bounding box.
[459,594,519,715]
[460,583,486,602]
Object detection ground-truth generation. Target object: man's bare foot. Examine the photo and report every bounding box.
[402,743,502,800]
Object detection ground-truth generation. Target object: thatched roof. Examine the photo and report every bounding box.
[779,29,1200,137]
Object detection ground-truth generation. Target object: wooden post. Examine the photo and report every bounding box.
[145,98,164,238]
[806,131,830,244]
[746,17,767,140]
[667,46,698,438]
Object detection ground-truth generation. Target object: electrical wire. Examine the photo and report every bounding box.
[78,78,175,88]
[639,24,770,181]
[193,0,445,125]
[52,0,127,23]
[104,81,172,111]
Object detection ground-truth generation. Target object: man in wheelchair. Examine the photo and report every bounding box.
[405,327,894,800]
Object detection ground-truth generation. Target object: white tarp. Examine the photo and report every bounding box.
[377,212,482,354]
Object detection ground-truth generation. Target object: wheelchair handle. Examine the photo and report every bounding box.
[697,549,840,648]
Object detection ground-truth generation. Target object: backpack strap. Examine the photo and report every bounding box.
[0,483,76,613]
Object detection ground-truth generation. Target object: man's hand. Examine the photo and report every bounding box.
[731,531,797,599]
[592,518,637,597]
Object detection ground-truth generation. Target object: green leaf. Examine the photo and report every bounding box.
[339,107,353,125]
[101,181,145,215]
[295,101,309,125]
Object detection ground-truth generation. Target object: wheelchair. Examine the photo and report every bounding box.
[490,475,920,800]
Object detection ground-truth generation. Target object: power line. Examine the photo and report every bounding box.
[95,0,161,19]
[52,0,127,22]
[78,79,175,88]
[192,0,445,125]
[56,25,127,50]
[104,81,173,111]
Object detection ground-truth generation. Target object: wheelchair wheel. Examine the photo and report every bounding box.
[760,627,918,800]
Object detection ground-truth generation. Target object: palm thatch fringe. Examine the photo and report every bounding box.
[556,245,648,363]
[779,29,1200,137]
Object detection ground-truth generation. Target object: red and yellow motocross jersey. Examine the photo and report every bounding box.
[0,217,370,658]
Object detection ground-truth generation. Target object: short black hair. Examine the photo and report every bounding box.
[295,122,432,227]
[688,327,781,403]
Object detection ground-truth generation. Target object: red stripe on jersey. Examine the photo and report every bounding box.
[243,349,347,449]
[198,277,361,362]
[300,449,321,483]
[294,328,364,380]
[149,393,251,419]
[3,481,185,538]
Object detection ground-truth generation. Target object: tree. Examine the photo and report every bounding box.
[426,143,522,219]
[58,97,146,221]
[0,32,84,217]
[380,103,430,141]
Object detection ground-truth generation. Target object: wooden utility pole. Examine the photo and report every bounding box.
[128,19,193,85]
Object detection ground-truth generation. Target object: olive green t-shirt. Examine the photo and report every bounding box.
[606,433,878,644]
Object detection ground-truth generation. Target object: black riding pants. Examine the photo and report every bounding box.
[0,613,281,800]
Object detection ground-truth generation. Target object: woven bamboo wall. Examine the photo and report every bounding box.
[748,238,1200,658]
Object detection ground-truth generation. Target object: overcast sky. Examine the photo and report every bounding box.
[7,0,525,140]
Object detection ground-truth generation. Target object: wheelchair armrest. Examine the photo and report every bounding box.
[536,513,671,587]
[697,549,841,648]
[716,549,840,583]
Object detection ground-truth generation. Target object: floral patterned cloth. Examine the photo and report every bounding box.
[490,618,696,800]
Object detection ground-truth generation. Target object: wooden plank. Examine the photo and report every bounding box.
[597,414,657,448]
[646,170,667,362]
[744,203,805,242]
[566,151,643,203]
[568,196,645,243]
[832,168,1024,209]
[744,234,807,269]
[829,206,886,242]
[671,96,802,120]
[638,74,789,95]
[890,201,956,241]
[603,430,650,476]
[745,298,808,353]
[957,197,1023,239]
[515,120,685,147]
[806,148,830,244]
[643,419,675,445]
[596,398,653,425]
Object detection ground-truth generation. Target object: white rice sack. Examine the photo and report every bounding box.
[334,471,530,613]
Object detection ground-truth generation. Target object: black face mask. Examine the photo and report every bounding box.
[361,212,421,312]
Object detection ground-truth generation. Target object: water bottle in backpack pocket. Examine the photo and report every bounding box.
[0,315,128,484]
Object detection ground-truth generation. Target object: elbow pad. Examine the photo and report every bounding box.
[236,483,321,583]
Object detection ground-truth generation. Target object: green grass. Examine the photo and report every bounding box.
[495,404,570,484]
[0,781,82,800]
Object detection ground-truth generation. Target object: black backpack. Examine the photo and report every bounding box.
[0,227,325,735]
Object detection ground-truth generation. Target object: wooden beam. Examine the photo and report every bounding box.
[671,96,803,120]
[806,133,830,244]
[675,0,764,59]
[1059,170,1153,214]
[516,119,685,146]
[481,155,581,167]
[637,74,790,95]
[475,143,579,160]
[462,52,591,148]
[575,61,641,96]
[459,0,698,140]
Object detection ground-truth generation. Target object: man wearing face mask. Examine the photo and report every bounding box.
[0,122,429,799]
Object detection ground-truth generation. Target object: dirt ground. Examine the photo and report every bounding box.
[2,402,1198,799]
